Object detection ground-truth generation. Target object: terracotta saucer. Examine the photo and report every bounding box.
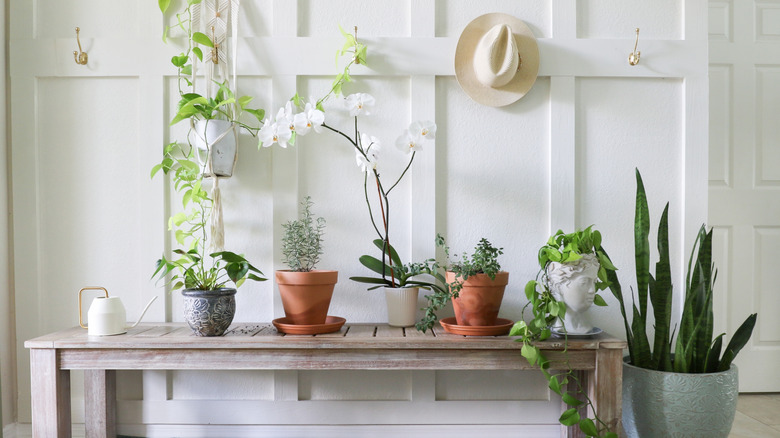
[439,317,514,336]
[272,316,346,335]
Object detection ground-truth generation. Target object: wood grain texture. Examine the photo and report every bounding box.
[29,348,71,438]
[84,369,116,438]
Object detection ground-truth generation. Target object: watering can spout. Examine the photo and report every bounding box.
[130,296,158,329]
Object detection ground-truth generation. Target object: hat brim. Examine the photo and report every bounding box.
[454,13,540,107]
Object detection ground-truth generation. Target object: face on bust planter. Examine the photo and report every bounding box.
[557,273,597,314]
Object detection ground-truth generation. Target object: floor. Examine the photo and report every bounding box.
[730,393,780,437]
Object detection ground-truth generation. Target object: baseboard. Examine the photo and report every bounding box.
[6,423,559,438]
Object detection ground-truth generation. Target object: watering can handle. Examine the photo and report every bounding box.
[78,286,108,329]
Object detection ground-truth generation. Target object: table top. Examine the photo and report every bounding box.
[25,322,626,351]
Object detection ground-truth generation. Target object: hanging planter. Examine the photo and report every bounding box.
[192,119,238,178]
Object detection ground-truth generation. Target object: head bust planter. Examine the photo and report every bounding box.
[547,252,600,334]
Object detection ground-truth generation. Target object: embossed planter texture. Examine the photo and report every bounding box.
[384,286,419,327]
[276,270,338,325]
[622,359,739,438]
[181,288,237,337]
[447,271,509,326]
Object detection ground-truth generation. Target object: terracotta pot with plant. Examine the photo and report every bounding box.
[417,235,508,331]
[276,197,337,326]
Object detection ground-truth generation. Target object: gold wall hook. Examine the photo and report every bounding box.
[73,27,88,65]
[628,28,640,66]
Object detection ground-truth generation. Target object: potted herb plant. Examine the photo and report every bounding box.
[613,169,757,437]
[276,197,338,326]
[151,143,266,337]
[417,235,508,331]
[511,227,619,437]
[351,240,446,327]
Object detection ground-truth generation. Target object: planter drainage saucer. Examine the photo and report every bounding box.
[439,317,513,336]
[273,316,346,335]
[551,327,603,338]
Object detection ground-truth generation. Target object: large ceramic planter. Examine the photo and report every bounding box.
[192,119,237,178]
[276,270,338,325]
[384,286,419,327]
[182,288,236,337]
[622,359,739,438]
[447,271,509,326]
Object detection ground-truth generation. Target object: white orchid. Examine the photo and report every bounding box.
[258,119,292,148]
[395,130,424,154]
[356,133,381,173]
[276,102,296,132]
[408,120,436,140]
[345,93,375,117]
[293,102,325,135]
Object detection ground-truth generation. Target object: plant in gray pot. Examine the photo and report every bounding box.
[152,144,266,337]
[608,169,757,438]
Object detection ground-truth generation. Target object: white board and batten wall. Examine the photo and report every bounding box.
[3,0,765,436]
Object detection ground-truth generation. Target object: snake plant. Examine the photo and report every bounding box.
[608,169,756,373]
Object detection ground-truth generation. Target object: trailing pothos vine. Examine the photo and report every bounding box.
[510,227,618,438]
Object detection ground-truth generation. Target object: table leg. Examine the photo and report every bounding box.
[562,370,589,438]
[85,369,116,438]
[30,349,71,438]
[594,348,623,436]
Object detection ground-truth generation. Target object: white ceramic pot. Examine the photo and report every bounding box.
[384,286,419,327]
[192,119,237,178]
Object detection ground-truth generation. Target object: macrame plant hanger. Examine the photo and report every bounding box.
[191,0,241,252]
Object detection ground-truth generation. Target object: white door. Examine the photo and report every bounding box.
[709,0,780,391]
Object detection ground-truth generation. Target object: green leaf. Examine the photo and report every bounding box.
[562,393,583,407]
[192,47,203,62]
[548,375,562,395]
[521,343,538,365]
[578,418,599,437]
[171,54,188,67]
[192,32,214,47]
[349,276,393,286]
[509,321,527,337]
[559,408,580,426]
[593,294,608,307]
[159,0,171,13]
[525,280,537,301]
[718,313,757,371]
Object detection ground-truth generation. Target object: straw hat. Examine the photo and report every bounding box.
[454,13,540,107]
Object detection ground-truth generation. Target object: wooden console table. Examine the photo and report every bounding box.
[26,323,626,437]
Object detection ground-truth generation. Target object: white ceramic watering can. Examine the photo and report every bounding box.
[78,287,157,336]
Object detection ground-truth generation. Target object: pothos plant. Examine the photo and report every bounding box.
[151,143,267,291]
[160,0,265,141]
[259,26,438,293]
[416,235,504,332]
[509,226,617,438]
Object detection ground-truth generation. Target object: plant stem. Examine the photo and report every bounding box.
[386,151,415,195]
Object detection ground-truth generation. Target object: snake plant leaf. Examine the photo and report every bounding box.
[634,168,651,320]
[704,334,724,373]
[718,313,757,371]
[631,304,652,367]
[649,204,672,370]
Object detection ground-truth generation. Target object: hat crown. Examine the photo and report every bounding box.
[473,24,519,88]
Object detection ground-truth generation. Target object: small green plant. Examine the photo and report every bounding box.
[610,169,757,373]
[151,143,266,291]
[416,234,503,332]
[351,239,446,291]
[281,197,326,272]
[510,227,617,438]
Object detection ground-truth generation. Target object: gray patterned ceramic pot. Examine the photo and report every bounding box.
[622,358,738,438]
[182,288,237,336]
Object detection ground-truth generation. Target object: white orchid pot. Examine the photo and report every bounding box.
[384,286,419,327]
[192,119,238,178]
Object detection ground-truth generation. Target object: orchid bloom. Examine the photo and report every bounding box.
[258,119,292,148]
[293,102,325,135]
[356,133,381,173]
[276,102,296,133]
[345,93,375,117]
[395,130,424,154]
[408,120,436,140]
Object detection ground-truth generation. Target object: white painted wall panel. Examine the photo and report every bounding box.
[577,0,683,39]
[435,370,548,401]
[434,0,551,38]
[299,370,411,401]
[238,0,274,37]
[172,370,275,400]
[575,77,684,339]
[35,0,138,38]
[299,0,411,37]
[436,76,551,320]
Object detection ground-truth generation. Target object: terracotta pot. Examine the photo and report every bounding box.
[275,270,338,325]
[447,271,509,326]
